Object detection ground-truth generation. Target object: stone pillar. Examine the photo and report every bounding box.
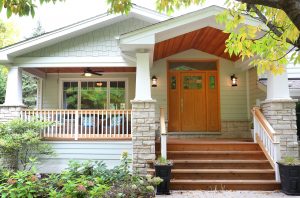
[131,100,156,174]
[261,100,298,158]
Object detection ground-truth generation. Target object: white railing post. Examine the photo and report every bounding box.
[74,110,79,141]
[274,142,281,182]
[160,107,167,159]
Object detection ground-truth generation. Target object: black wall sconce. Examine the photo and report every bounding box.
[231,74,238,86]
[152,76,158,87]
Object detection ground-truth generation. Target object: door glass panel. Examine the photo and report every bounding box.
[183,76,202,89]
[110,81,126,109]
[63,82,78,109]
[209,76,216,89]
[81,81,107,109]
[170,61,217,71]
[170,76,176,89]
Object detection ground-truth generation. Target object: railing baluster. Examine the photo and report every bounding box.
[113,111,116,137]
[101,110,103,136]
[75,110,79,140]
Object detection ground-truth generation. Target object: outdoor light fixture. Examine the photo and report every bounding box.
[231,74,237,86]
[152,76,158,87]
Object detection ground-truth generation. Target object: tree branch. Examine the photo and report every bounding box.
[248,4,298,47]
[237,0,300,32]
[236,0,281,8]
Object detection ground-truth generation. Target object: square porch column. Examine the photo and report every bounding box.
[0,66,26,123]
[261,70,299,158]
[131,52,156,174]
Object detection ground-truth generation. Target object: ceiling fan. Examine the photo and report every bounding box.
[82,68,103,77]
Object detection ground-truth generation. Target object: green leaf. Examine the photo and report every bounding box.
[30,7,35,18]
[6,7,12,18]
[0,0,3,13]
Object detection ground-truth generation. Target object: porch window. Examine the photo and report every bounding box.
[62,80,126,110]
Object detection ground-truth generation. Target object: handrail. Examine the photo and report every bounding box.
[252,107,281,182]
[160,107,167,159]
[252,107,276,142]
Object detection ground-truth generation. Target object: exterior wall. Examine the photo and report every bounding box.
[22,18,151,58]
[38,141,132,173]
[151,49,250,137]
[249,67,266,108]
[41,73,136,109]
[221,121,251,139]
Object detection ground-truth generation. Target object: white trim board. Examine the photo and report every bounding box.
[13,57,136,68]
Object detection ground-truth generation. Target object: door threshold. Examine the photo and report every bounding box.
[168,132,221,135]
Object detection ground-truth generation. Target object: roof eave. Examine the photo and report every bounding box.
[0,5,169,63]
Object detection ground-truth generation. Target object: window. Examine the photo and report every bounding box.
[63,82,78,109]
[81,81,107,109]
[62,79,127,109]
[183,76,202,89]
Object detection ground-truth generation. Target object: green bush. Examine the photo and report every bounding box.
[0,119,54,170]
[0,152,162,198]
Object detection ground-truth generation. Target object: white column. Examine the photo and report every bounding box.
[4,67,24,106]
[266,69,291,100]
[134,53,152,100]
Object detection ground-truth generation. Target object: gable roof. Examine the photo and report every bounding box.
[0,4,170,63]
[119,5,263,48]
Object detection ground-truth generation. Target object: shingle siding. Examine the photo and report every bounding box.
[22,18,151,58]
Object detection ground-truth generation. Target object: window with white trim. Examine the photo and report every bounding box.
[62,80,126,109]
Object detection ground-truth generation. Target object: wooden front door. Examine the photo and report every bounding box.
[168,61,220,132]
[181,72,207,131]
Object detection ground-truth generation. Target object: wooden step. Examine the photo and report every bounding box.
[148,169,275,180]
[147,160,272,169]
[167,151,266,160]
[156,142,260,151]
[170,179,280,191]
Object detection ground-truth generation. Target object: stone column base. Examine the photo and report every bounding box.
[0,105,27,123]
[261,99,299,158]
[131,100,156,175]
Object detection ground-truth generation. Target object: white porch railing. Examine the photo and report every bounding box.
[160,107,167,159]
[21,109,132,140]
[252,107,281,182]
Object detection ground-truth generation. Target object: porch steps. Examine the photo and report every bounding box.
[147,139,280,190]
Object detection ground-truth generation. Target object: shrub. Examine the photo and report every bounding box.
[0,118,54,170]
[0,152,162,198]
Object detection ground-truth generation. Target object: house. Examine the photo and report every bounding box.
[0,5,298,190]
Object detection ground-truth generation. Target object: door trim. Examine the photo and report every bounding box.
[167,59,221,132]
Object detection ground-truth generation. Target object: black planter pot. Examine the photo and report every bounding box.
[154,164,173,195]
[278,162,300,195]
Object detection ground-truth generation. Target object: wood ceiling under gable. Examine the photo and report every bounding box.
[153,26,240,61]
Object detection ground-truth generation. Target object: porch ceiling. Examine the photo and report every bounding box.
[153,26,240,62]
[36,67,136,73]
